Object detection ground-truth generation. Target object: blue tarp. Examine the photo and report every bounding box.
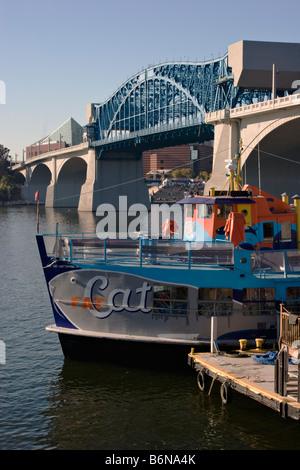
[253,351,298,365]
[253,351,278,365]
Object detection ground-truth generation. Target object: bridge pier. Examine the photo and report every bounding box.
[45,158,57,207]
[77,148,98,211]
[90,149,150,211]
[204,115,240,194]
[45,183,55,207]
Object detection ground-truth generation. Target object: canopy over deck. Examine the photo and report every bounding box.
[178,196,255,205]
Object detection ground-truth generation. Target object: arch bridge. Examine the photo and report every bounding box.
[14,40,300,209]
[85,53,272,155]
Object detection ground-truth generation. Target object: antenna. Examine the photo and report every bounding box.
[258,142,261,196]
[225,139,243,193]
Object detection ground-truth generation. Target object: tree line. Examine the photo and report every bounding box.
[171,168,211,181]
[0,147,21,201]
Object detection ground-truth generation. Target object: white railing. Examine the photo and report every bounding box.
[206,93,300,123]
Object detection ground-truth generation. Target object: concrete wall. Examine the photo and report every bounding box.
[54,157,87,208]
[228,40,300,90]
[92,150,150,212]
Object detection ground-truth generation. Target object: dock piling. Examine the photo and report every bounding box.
[189,347,300,420]
[274,347,288,396]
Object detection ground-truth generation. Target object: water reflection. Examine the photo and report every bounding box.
[41,207,97,234]
[39,359,208,450]
[2,205,300,451]
[35,356,300,451]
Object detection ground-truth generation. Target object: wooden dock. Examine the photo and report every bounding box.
[188,347,300,420]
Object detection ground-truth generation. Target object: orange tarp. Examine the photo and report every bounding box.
[224,212,246,246]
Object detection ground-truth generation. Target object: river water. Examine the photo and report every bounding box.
[1,205,300,451]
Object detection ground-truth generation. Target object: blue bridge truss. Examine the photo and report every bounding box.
[86,53,273,153]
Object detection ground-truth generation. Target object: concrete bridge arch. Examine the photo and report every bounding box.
[54,156,87,207]
[242,113,300,197]
[30,163,52,202]
[12,171,26,185]
[205,95,300,198]
[20,162,52,203]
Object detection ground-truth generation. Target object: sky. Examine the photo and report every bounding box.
[1,0,300,161]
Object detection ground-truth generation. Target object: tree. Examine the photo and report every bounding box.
[181,168,195,178]
[196,171,211,182]
[172,168,195,179]
[0,146,11,178]
[172,169,182,178]
[0,146,19,201]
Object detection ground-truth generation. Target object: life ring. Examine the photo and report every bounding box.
[220,382,232,405]
[197,370,206,392]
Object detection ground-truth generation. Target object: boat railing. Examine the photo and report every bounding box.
[280,302,300,348]
[153,301,237,317]
[197,300,276,316]
[42,233,300,273]
[251,249,300,276]
[44,234,235,269]
[197,301,234,316]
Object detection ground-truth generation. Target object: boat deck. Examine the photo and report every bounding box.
[40,233,300,277]
[188,349,300,420]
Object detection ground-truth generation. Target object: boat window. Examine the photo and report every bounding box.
[153,285,188,315]
[242,288,276,314]
[286,287,300,313]
[186,204,193,218]
[281,221,291,240]
[263,222,274,241]
[287,286,300,300]
[197,204,213,219]
[217,204,233,219]
[197,288,233,315]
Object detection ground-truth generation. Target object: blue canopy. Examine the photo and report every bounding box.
[178,196,255,205]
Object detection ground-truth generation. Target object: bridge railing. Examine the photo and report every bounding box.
[207,93,300,122]
[91,114,204,147]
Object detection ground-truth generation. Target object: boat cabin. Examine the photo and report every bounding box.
[180,185,297,250]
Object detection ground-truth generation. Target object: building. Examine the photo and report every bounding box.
[143,142,213,180]
[26,117,83,160]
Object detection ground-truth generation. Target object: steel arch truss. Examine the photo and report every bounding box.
[91,55,233,144]
[90,54,272,148]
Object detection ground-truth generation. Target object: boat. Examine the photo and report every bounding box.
[36,157,300,364]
